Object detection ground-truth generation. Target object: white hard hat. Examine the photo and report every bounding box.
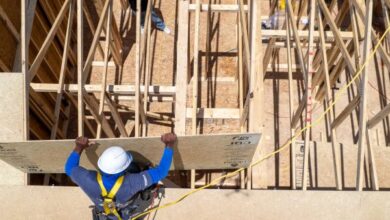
[97,146,133,175]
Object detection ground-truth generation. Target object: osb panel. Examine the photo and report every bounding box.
[0,133,261,173]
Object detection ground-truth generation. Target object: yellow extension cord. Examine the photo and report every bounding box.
[131,25,390,220]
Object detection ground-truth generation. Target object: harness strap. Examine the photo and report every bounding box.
[97,172,124,220]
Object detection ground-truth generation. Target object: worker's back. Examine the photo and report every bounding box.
[70,167,152,209]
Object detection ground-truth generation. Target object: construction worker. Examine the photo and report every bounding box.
[129,0,171,34]
[65,133,177,220]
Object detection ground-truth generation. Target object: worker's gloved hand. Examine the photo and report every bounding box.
[74,136,90,154]
[161,133,177,148]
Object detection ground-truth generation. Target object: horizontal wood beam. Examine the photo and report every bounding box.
[262,30,354,40]
[30,83,176,96]
[91,61,116,67]
[270,41,333,49]
[113,105,174,122]
[188,4,248,12]
[112,96,174,102]
[186,108,240,119]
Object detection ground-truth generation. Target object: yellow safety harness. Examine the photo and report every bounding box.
[97,172,124,220]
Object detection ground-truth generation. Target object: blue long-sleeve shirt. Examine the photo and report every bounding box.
[65,147,173,192]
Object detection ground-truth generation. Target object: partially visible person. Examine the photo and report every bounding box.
[65,133,176,219]
[129,0,171,34]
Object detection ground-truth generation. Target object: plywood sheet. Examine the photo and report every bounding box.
[0,73,24,142]
[0,133,261,173]
[0,73,26,185]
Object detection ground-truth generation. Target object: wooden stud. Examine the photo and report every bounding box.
[135,0,141,137]
[21,0,30,140]
[174,0,189,135]
[96,0,112,138]
[302,0,315,191]
[349,1,361,70]
[238,0,251,75]
[191,0,201,190]
[286,12,296,190]
[142,0,153,137]
[356,0,377,191]
[51,0,75,139]
[12,0,37,72]
[77,0,84,136]
[317,8,342,190]
[247,0,263,189]
[237,0,246,189]
[366,129,379,190]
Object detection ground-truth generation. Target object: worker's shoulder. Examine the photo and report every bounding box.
[71,166,97,178]
[123,171,150,182]
[69,167,98,186]
[121,171,151,190]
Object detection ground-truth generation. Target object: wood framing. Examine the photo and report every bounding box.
[77,0,84,136]
[1,0,390,195]
[356,0,378,191]
[175,0,189,135]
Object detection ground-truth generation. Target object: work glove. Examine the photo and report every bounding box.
[75,136,90,153]
[161,133,177,148]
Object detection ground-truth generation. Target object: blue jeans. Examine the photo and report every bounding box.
[132,10,166,31]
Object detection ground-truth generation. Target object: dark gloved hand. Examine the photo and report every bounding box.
[161,133,177,148]
[74,136,90,153]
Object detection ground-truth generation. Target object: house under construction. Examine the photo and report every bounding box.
[0,0,390,219]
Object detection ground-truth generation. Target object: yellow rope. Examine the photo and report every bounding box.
[131,25,390,220]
